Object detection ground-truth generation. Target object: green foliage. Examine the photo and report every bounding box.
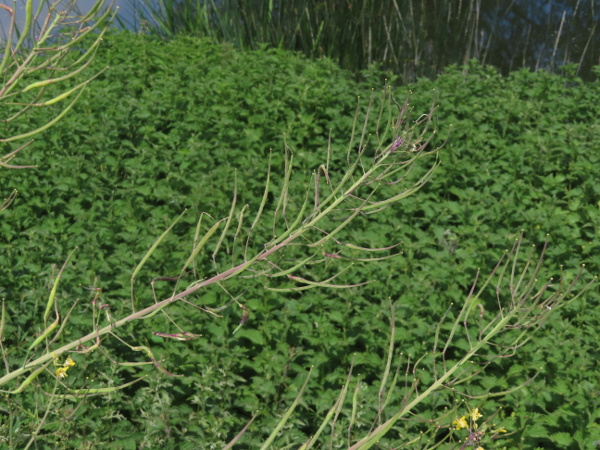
[399,61,600,448]
[1,31,599,447]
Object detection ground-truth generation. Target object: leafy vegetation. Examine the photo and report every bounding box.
[1,29,599,448]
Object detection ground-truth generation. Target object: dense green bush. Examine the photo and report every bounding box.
[1,31,599,447]
[401,63,600,448]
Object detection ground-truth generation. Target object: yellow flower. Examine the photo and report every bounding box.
[453,416,468,430]
[470,407,483,422]
[56,367,69,379]
[64,357,76,367]
[476,447,484,450]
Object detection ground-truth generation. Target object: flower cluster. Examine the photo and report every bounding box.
[53,354,76,379]
[452,407,506,450]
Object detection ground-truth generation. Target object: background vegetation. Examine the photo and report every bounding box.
[1,26,599,447]
[125,0,600,82]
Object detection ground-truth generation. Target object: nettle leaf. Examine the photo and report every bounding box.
[235,328,265,346]
[527,423,550,438]
[549,431,574,447]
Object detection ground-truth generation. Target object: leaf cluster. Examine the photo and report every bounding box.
[1,31,599,447]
